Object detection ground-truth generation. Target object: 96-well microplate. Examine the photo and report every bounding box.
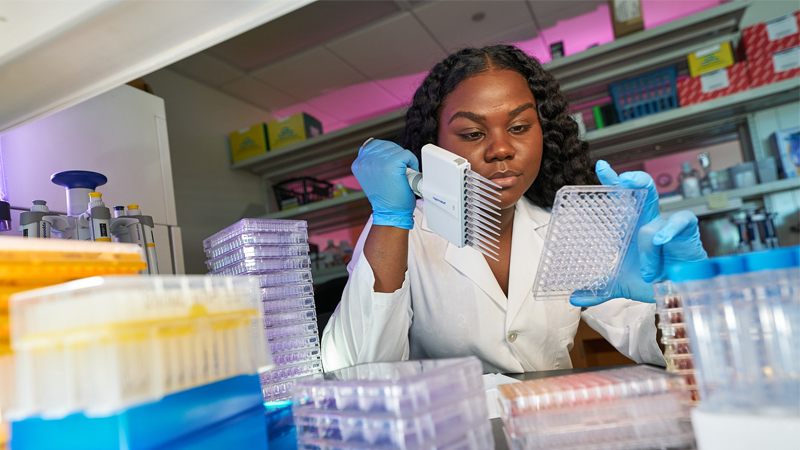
[533,186,647,302]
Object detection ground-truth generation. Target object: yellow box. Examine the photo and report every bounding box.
[267,112,322,151]
[229,123,268,164]
[687,42,735,77]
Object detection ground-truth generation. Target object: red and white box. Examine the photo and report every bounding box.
[677,62,750,106]
[747,47,800,88]
[741,11,800,60]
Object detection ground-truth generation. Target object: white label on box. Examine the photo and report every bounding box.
[614,0,641,22]
[700,69,730,93]
[766,14,798,41]
[695,44,722,58]
[773,47,800,72]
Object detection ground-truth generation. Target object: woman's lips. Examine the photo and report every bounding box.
[491,175,519,189]
[488,171,522,189]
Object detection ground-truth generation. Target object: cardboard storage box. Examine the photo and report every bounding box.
[267,112,322,151]
[609,0,644,39]
[677,63,749,106]
[741,11,800,60]
[747,47,800,88]
[229,123,268,164]
[687,42,735,77]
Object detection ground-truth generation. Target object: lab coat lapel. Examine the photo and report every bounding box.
[505,199,549,331]
[421,210,509,311]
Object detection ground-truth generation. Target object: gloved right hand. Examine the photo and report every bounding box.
[351,138,420,230]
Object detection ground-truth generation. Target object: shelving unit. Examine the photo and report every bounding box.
[232,1,797,235]
[659,178,800,218]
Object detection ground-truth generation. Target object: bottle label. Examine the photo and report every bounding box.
[682,178,701,198]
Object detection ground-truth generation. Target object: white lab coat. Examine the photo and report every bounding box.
[321,197,666,373]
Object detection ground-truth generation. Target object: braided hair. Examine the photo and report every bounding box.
[399,44,598,208]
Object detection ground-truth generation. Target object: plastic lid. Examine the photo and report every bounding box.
[114,206,125,210]
[668,259,718,282]
[88,192,102,198]
[127,204,139,209]
[715,255,746,275]
[745,247,797,272]
[681,161,692,173]
[32,200,46,206]
[50,171,107,190]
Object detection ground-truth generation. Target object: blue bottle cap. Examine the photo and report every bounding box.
[745,248,796,272]
[50,171,107,190]
[669,259,718,283]
[715,255,747,275]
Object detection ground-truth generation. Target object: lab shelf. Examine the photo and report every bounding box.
[586,78,800,162]
[659,178,800,218]
[257,191,370,233]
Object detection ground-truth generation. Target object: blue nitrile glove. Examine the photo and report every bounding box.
[351,138,420,230]
[569,160,707,307]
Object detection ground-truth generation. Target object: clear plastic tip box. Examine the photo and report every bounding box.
[498,365,695,450]
[291,357,494,449]
[6,275,272,420]
[534,186,646,302]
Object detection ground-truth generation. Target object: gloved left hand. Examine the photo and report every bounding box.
[569,160,708,307]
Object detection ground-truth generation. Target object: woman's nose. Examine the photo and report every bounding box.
[484,135,515,162]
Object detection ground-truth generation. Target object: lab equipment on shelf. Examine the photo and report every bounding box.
[18,170,161,274]
[609,66,679,122]
[291,356,494,449]
[273,176,333,210]
[204,218,323,402]
[533,186,647,302]
[498,365,696,450]
[679,161,702,199]
[4,275,270,421]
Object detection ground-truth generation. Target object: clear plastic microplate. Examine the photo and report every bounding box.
[261,359,324,385]
[272,346,322,366]
[203,218,308,251]
[205,244,310,271]
[291,357,484,417]
[534,186,647,302]
[7,275,271,420]
[265,321,319,341]
[255,269,313,287]
[263,373,323,403]
[204,231,309,259]
[263,296,315,313]
[263,308,317,328]
[293,391,490,448]
[269,334,319,355]
[261,282,314,300]
[296,419,494,450]
[209,256,311,276]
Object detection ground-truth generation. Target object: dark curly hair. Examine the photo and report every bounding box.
[399,44,598,208]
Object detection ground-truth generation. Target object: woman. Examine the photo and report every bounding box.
[321,45,706,373]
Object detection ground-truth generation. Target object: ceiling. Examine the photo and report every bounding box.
[165,0,606,122]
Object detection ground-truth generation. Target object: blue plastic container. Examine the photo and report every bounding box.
[265,401,296,450]
[162,406,267,450]
[609,66,679,123]
[10,375,263,450]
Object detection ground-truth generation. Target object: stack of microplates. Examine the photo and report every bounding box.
[498,365,696,450]
[290,357,495,449]
[204,218,323,401]
[654,281,699,404]
[5,275,272,450]
[533,186,647,303]
[0,238,147,414]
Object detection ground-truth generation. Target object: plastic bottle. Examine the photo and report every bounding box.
[340,240,353,265]
[679,162,701,199]
[321,239,342,267]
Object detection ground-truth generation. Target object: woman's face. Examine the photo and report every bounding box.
[437,69,543,210]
